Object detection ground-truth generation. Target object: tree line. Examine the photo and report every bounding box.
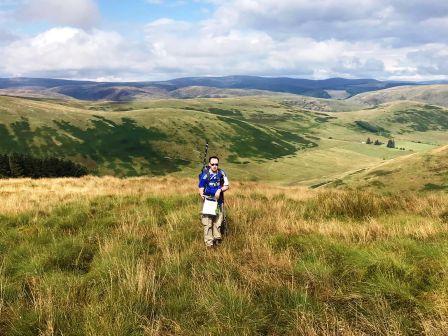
[366,137,395,147]
[0,153,88,178]
[366,138,406,150]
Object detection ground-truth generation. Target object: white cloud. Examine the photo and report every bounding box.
[0,27,148,78]
[407,44,448,77]
[0,28,17,45]
[208,0,448,46]
[0,0,447,80]
[140,16,441,80]
[20,0,100,29]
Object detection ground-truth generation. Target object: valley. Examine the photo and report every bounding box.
[0,84,447,191]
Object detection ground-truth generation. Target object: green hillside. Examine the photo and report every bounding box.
[324,101,448,142]
[349,84,448,108]
[0,95,320,176]
[0,93,447,184]
[327,145,448,193]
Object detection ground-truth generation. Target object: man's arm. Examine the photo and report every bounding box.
[198,187,205,200]
[222,171,229,192]
[215,171,229,198]
[198,173,206,199]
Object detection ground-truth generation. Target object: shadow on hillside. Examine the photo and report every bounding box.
[0,116,189,175]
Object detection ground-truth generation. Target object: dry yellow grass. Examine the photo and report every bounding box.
[1,176,446,251]
[0,176,447,335]
[0,176,314,215]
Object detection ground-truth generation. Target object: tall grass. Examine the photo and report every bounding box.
[0,177,447,335]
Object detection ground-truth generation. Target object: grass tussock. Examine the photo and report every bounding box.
[0,177,447,335]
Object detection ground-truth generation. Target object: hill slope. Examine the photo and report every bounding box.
[328,145,448,193]
[163,76,413,98]
[0,94,447,183]
[349,84,448,108]
[0,95,320,176]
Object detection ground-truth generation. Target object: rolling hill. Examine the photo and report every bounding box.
[349,84,448,108]
[0,76,416,101]
[0,95,321,176]
[0,87,447,184]
[327,145,448,193]
[161,76,413,98]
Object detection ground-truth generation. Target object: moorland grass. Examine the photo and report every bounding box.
[0,177,447,335]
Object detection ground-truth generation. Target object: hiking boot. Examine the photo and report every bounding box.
[214,239,222,246]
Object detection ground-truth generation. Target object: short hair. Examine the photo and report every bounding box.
[209,156,219,163]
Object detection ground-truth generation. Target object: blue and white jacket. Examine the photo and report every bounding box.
[198,168,229,205]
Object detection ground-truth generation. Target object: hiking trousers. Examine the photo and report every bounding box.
[201,207,223,246]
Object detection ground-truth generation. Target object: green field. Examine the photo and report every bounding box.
[327,145,448,193]
[1,90,447,187]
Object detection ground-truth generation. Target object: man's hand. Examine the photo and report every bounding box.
[214,189,221,200]
[199,188,205,200]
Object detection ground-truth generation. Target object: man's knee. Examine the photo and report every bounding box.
[201,215,212,226]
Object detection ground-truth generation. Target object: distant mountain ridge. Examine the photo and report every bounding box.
[0,76,419,101]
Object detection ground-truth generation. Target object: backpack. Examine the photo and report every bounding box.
[199,166,225,202]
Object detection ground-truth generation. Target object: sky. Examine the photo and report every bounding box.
[0,0,447,81]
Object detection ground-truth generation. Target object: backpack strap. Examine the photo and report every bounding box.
[219,169,225,185]
[205,168,221,184]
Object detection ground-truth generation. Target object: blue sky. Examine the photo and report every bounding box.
[96,0,214,42]
[1,1,214,35]
[0,0,447,81]
[98,1,213,26]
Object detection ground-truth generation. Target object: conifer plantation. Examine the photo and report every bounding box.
[0,153,88,178]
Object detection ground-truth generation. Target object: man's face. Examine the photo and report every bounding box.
[210,158,219,172]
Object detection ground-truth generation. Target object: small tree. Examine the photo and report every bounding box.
[386,139,395,148]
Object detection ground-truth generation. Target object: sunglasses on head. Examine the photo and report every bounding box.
[210,163,219,166]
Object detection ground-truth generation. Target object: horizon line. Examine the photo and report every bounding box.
[0,75,431,84]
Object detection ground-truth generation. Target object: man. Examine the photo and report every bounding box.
[198,156,229,248]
